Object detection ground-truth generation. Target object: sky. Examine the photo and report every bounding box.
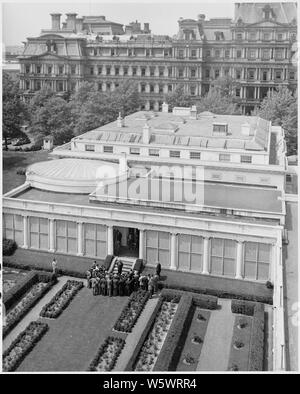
[0,0,239,46]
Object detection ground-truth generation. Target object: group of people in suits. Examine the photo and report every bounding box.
[86,260,162,298]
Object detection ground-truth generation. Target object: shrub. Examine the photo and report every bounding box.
[248,303,265,371]
[3,271,38,310]
[16,167,26,175]
[133,259,144,273]
[3,321,48,372]
[88,336,125,371]
[113,289,150,333]
[154,295,193,371]
[104,255,114,270]
[3,239,17,256]
[231,299,256,316]
[40,280,83,319]
[266,281,274,290]
[160,288,218,310]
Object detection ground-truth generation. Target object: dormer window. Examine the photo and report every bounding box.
[263,5,273,20]
[213,123,228,135]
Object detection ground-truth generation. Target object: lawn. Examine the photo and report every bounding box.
[16,287,128,371]
[2,150,49,194]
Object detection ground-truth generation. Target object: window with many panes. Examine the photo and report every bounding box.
[103,145,113,153]
[85,145,95,152]
[178,235,203,272]
[275,70,282,80]
[130,147,140,155]
[146,231,170,267]
[178,68,184,78]
[215,49,220,58]
[170,150,181,158]
[149,149,159,157]
[225,49,230,59]
[244,242,271,281]
[262,49,270,60]
[240,155,252,163]
[219,153,231,162]
[236,49,242,58]
[236,33,243,40]
[210,238,237,277]
[190,151,201,160]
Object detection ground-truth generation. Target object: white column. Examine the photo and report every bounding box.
[77,221,83,256]
[139,230,145,260]
[170,233,177,270]
[235,241,244,279]
[202,237,210,275]
[107,225,114,255]
[23,215,29,249]
[49,218,55,253]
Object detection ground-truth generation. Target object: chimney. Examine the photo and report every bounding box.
[117,112,125,128]
[143,123,151,144]
[50,13,61,30]
[144,23,150,33]
[190,105,197,119]
[241,123,251,136]
[162,102,169,113]
[75,18,83,32]
[66,13,77,31]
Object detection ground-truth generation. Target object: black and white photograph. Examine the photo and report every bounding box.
[1,0,299,376]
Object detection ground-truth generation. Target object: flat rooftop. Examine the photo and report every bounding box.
[74,111,270,151]
[10,186,280,225]
[13,179,283,215]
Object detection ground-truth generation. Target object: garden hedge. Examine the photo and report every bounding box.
[125,297,164,371]
[248,303,265,371]
[88,336,126,372]
[153,295,193,371]
[3,321,49,372]
[231,299,256,316]
[133,259,144,273]
[3,271,57,338]
[3,239,17,256]
[162,283,272,305]
[104,254,114,270]
[160,288,218,310]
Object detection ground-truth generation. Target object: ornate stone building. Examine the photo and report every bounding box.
[18,3,297,114]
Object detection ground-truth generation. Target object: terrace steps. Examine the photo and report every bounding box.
[111,256,136,275]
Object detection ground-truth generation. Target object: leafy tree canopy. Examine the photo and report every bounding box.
[197,87,241,115]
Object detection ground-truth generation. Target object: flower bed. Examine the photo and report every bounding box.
[113,289,150,333]
[40,280,83,319]
[134,300,178,371]
[88,336,125,372]
[3,321,48,372]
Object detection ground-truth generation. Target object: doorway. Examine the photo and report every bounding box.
[113,227,139,258]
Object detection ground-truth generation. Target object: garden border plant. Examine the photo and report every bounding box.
[88,336,125,372]
[3,271,57,338]
[3,321,49,372]
[40,279,83,319]
[113,289,150,333]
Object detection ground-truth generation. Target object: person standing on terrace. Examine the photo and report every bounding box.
[51,258,57,275]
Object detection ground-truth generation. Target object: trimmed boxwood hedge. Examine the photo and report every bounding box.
[3,321,49,372]
[153,295,193,371]
[4,261,86,279]
[125,297,164,371]
[249,303,265,371]
[3,239,17,256]
[3,271,57,338]
[161,283,272,305]
[160,288,218,310]
[231,299,256,316]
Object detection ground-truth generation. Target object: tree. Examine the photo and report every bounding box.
[30,96,74,144]
[2,73,28,150]
[165,84,193,110]
[197,87,241,115]
[210,75,238,98]
[255,86,297,155]
[70,80,142,135]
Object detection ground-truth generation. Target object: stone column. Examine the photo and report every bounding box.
[139,230,145,260]
[49,218,55,252]
[77,221,83,256]
[235,241,244,279]
[23,215,29,249]
[107,225,114,255]
[202,237,210,274]
[170,233,177,270]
